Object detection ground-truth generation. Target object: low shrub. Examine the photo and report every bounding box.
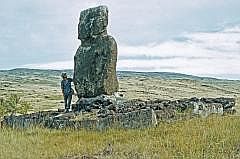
[0,94,32,117]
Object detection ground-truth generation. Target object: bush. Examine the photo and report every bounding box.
[0,94,32,117]
[0,97,7,117]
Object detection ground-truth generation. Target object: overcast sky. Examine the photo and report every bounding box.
[0,0,240,79]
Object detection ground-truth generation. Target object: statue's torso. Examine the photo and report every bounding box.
[74,35,118,97]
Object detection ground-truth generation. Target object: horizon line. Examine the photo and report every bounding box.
[1,67,240,81]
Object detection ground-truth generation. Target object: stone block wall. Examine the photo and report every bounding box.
[2,109,157,130]
[1,97,236,130]
[98,109,157,129]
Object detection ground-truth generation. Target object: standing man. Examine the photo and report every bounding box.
[61,72,74,112]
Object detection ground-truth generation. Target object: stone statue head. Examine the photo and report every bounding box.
[78,5,108,40]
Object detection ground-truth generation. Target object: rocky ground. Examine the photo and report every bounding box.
[2,95,236,130]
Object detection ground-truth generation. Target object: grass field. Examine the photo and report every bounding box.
[1,68,240,158]
[1,116,240,159]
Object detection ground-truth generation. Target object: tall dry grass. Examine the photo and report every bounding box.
[1,116,240,159]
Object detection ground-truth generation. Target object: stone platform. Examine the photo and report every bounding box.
[2,109,157,130]
[1,97,236,130]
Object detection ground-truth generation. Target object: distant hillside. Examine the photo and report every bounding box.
[0,68,238,82]
[0,68,74,78]
[118,71,219,81]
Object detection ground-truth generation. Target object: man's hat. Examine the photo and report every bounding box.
[61,72,67,78]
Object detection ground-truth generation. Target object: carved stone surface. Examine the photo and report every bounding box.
[74,5,118,98]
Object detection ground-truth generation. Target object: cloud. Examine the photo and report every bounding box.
[22,25,240,79]
[24,61,73,70]
[1,0,239,79]
[117,25,240,78]
[1,0,240,70]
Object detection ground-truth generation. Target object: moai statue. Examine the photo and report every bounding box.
[74,6,119,98]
